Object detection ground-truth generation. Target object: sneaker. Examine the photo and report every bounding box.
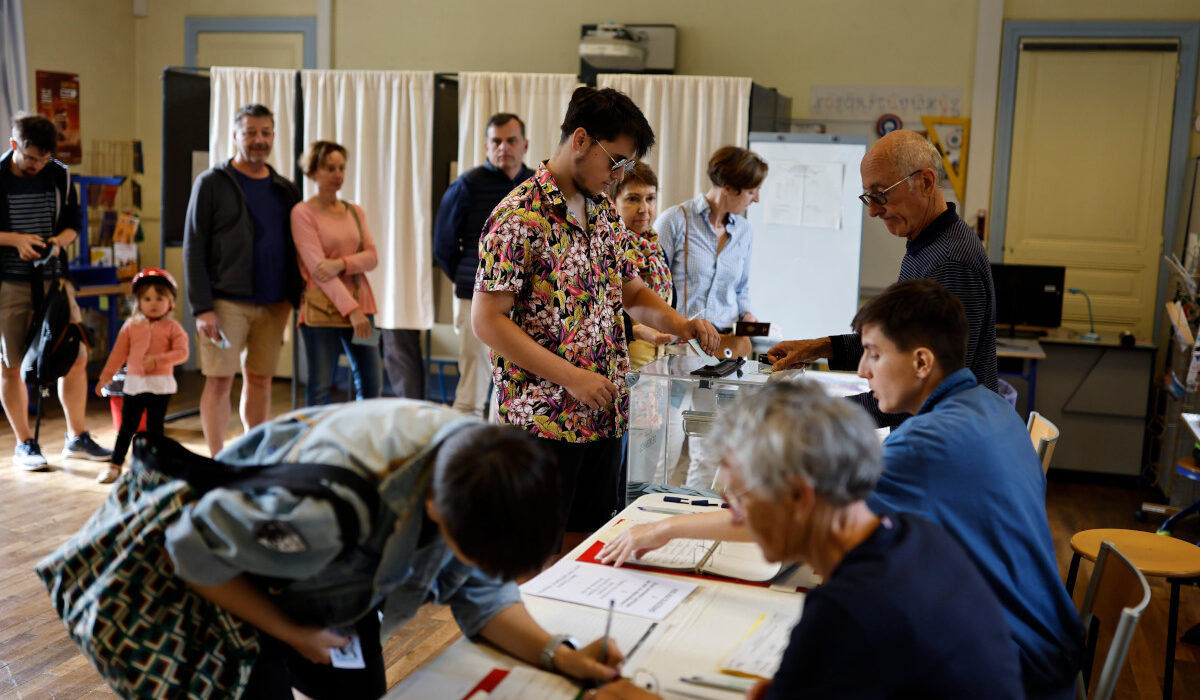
[62,431,113,461]
[14,439,49,471]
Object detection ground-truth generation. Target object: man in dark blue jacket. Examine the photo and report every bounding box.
[0,113,112,470]
[430,113,532,416]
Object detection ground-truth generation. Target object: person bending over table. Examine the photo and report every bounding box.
[600,279,1083,699]
[592,380,1021,699]
[165,399,622,699]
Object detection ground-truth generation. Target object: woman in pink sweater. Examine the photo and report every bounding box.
[94,268,190,483]
[291,140,382,405]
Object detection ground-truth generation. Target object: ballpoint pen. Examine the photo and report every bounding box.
[601,599,614,665]
[662,496,723,507]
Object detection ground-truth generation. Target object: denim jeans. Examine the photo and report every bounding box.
[300,322,384,406]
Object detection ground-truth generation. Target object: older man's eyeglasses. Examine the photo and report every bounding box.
[592,137,636,174]
[858,170,922,207]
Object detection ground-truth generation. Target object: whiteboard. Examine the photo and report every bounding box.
[746,133,867,342]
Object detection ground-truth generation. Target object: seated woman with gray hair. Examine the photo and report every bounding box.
[593,381,1021,699]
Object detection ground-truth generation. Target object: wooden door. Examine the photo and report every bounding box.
[1004,41,1178,338]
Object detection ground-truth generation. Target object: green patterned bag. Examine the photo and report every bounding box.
[34,459,260,698]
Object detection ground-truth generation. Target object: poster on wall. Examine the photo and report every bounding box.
[35,71,81,164]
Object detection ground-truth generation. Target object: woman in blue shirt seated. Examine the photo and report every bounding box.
[593,381,1023,700]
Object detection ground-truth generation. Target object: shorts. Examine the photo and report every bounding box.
[0,278,83,369]
[197,299,291,377]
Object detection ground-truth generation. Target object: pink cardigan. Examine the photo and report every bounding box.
[98,316,190,388]
[290,200,379,322]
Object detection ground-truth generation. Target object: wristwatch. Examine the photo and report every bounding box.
[540,634,579,672]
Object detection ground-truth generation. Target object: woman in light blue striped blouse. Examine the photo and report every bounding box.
[654,146,768,336]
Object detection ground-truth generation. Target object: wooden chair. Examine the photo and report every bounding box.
[1066,529,1200,699]
[1074,541,1151,700]
[1027,410,1060,474]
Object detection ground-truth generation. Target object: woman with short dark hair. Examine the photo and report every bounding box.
[654,145,768,489]
[655,145,767,344]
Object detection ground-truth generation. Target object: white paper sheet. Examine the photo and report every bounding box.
[799,163,844,229]
[762,161,844,230]
[488,666,579,700]
[528,605,663,671]
[803,370,871,398]
[719,612,797,680]
[632,538,716,570]
[521,560,697,621]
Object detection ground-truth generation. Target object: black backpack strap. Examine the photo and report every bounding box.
[132,434,381,558]
[28,262,45,317]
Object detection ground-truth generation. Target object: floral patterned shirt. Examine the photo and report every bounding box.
[629,227,672,306]
[475,163,639,442]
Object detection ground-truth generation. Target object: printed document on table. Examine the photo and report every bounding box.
[720,612,797,680]
[521,560,697,621]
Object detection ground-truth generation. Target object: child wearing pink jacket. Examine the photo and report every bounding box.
[94,268,189,483]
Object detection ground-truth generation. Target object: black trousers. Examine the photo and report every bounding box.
[543,436,624,533]
[380,328,425,400]
[111,393,170,465]
[242,610,386,700]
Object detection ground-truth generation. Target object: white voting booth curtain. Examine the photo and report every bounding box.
[208,67,296,176]
[302,70,435,330]
[0,0,29,129]
[458,72,578,175]
[597,75,751,211]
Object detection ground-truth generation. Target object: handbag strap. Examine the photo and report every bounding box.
[343,200,364,253]
[133,433,380,559]
[342,200,365,296]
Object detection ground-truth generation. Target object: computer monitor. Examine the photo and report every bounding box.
[991,263,1065,335]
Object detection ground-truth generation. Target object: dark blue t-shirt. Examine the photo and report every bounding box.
[231,169,287,304]
[766,513,1023,700]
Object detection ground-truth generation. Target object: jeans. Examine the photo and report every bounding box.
[300,322,384,406]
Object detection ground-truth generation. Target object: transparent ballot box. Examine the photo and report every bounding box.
[625,354,871,493]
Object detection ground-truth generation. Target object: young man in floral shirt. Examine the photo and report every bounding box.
[473,87,719,542]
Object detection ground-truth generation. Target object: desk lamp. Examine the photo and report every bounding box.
[1068,288,1101,342]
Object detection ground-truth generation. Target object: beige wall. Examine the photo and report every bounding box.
[333,0,980,119]
[22,0,136,183]
[18,0,1200,298]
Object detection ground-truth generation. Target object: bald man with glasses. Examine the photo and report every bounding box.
[766,130,997,427]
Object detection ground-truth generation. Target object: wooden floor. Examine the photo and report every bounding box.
[0,373,1197,698]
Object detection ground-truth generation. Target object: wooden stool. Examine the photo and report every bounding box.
[1066,529,1200,699]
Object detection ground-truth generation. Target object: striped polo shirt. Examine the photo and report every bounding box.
[1,168,61,280]
[831,203,999,422]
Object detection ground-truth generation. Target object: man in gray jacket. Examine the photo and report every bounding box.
[184,103,302,456]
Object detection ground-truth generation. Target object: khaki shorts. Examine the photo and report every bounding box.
[0,278,84,369]
[197,299,292,378]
